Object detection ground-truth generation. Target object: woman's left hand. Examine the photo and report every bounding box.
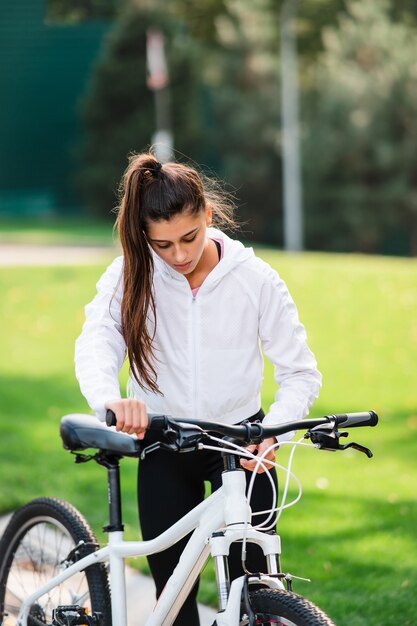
[240,437,278,474]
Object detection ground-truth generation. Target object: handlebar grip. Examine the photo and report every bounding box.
[106,409,117,427]
[335,411,378,428]
[105,410,168,430]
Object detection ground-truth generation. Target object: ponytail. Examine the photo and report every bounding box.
[116,154,160,394]
[116,152,236,393]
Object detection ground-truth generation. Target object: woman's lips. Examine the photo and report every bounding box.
[173,261,191,271]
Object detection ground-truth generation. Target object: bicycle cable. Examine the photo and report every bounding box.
[202,435,316,573]
[203,436,277,510]
[248,439,312,530]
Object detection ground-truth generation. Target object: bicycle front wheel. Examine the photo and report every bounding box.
[0,497,111,626]
[240,588,336,626]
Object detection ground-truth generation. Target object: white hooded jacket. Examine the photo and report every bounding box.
[75,228,321,439]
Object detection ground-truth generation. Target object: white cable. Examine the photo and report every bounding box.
[201,441,276,502]
[205,435,273,477]
[251,440,314,527]
[245,439,281,529]
[204,436,282,563]
[201,434,315,570]
[202,436,277,558]
[234,439,278,565]
[252,438,306,531]
[202,437,312,523]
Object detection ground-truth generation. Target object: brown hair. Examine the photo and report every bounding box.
[115,152,235,393]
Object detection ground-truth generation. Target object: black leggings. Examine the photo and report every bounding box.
[137,413,278,626]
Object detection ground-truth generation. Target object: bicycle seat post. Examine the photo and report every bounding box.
[94,452,129,626]
[96,453,124,533]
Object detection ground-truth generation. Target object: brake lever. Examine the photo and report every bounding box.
[140,441,187,460]
[338,441,373,458]
[140,442,163,460]
[305,427,373,458]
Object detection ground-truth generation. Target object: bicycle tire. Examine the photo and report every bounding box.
[239,588,336,626]
[0,497,112,626]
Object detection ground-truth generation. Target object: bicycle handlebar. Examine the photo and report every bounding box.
[105,409,378,445]
[321,411,378,429]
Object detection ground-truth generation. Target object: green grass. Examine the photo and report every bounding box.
[0,215,116,246]
[0,235,416,625]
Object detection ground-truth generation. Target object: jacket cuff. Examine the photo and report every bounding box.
[93,393,122,422]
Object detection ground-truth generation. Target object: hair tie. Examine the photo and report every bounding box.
[152,161,163,177]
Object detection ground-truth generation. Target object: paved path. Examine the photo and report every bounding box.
[0,514,216,625]
[0,243,117,266]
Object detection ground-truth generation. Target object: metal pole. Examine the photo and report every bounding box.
[147,29,174,162]
[280,0,303,251]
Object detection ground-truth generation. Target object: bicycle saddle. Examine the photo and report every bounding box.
[60,414,141,457]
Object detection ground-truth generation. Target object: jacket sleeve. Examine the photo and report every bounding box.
[258,267,322,441]
[74,257,126,420]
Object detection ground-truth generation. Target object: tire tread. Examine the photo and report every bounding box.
[0,497,112,626]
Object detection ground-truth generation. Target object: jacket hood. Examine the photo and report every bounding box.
[151,227,254,291]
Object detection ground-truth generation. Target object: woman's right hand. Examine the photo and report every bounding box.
[104,398,148,440]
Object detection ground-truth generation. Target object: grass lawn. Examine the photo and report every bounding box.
[0,215,116,246]
[0,227,416,624]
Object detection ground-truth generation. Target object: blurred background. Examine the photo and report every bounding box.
[1,2,416,625]
[2,0,417,254]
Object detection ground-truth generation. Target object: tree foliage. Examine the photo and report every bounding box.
[75,3,205,216]
[45,0,118,22]
[49,0,417,253]
[76,0,284,244]
[303,0,417,254]
[201,0,283,242]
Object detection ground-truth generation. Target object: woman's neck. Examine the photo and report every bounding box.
[186,238,219,289]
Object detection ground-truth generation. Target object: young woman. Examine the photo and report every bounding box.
[75,152,321,625]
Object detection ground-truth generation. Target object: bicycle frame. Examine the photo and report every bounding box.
[9,410,378,626]
[17,468,284,626]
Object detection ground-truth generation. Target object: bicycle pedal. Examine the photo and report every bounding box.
[52,605,102,625]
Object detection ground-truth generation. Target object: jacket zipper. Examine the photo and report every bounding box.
[191,295,199,419]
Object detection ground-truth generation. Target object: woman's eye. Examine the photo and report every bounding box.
[155,234,196,249]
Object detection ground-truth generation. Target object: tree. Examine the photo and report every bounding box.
[76,0,285,245]
[75,2,205,216]
[45,0,117,22]
[201,0,284,243]
[303,0,417,254]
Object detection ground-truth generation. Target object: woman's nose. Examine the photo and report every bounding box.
[173,245,187,263]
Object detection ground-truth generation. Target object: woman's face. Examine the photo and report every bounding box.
[146,206,212,275]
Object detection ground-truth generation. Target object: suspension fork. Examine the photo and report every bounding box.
[211,528,282,612]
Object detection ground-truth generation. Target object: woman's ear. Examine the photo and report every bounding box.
[205,204,213,226]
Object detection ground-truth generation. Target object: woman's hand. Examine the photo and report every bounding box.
[240,437,278,473]
[105,398,148,439]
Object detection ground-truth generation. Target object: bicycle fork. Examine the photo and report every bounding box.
[212,470,285,625]
[211,528,284,603]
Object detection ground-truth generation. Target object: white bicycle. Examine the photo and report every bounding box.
[0,409,378,626]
